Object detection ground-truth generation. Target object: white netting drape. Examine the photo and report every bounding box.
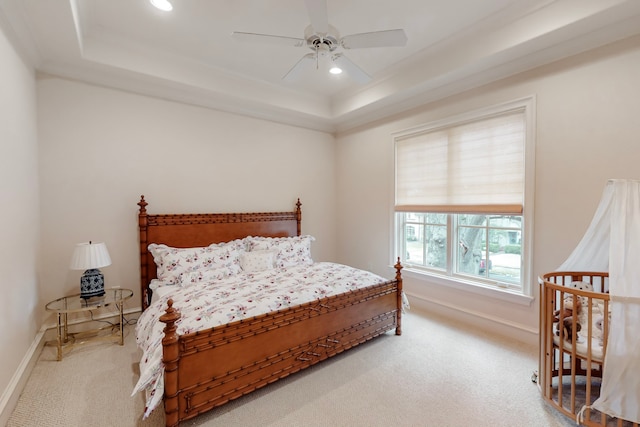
[558,179,640,423]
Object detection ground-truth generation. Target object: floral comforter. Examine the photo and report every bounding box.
[132,262,397,418]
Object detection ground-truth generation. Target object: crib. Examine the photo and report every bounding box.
[540,271,629,426]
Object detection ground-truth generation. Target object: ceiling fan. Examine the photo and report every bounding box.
[231,0,408,83]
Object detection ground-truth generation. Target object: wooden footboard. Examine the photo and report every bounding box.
[160,271,402,426]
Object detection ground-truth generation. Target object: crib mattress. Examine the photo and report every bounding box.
[552,324,604,363]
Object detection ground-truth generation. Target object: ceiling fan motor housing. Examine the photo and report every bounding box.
[305,24,339,54]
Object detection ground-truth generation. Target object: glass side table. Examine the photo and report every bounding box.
[45,287,133,361]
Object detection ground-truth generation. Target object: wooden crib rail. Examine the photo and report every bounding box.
[538,271,638,427]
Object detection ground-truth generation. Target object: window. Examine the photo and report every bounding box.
[399,212,523,290]
[393,97,535,297]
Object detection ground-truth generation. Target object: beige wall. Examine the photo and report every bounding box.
[336,35,640,343]
[0,23,39,422]
[36,76,338,317]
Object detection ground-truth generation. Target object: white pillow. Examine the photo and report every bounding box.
[240,250,277,273]
[148,239,244,284]
[246,235,315,268]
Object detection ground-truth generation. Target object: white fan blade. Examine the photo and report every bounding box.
[231,31,305,47]
[341,29,407,49]
[283,53,315,81]
[304,0,328,35]
[333,54,371,84]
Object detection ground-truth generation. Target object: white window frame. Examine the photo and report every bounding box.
[391,97,536,304]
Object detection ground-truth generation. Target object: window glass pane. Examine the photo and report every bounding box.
[457,216,487,276]
[405,224,424,265]
[405,212,423,223]
[426,213,447,225]
[402,213,447,270]
[487,228,521,283]
[488,215,521,228]
[425,224,446,269]
[458,214,486,226]
[458,215,487,256]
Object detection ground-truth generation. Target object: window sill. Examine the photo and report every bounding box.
[396,266,535,307]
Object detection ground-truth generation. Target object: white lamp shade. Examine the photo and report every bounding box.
[70,242,112,270]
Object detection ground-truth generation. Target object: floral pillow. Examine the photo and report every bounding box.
[240,249,277,273]
[246,235,314,268]
[148,239,244,284]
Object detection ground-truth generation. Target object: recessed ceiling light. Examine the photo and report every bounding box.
[329,66,342,75]
[150,0,173,12]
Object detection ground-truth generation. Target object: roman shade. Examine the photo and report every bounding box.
[395,110,525,214]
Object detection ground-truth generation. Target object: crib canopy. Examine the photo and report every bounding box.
[557,179,640,423]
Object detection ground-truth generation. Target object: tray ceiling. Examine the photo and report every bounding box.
[2,0,640,132]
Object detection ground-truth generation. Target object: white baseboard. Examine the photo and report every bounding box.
[0,307,141,425]
[0,325,47,427]
[406,292,539,347]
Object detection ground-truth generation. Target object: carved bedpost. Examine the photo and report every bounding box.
[138,195,149,310]
[160,299,181,427]
[295,198,302,236]
[394,257,403,336]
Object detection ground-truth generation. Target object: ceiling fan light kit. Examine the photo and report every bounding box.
[150,0,173,12]
[231,0,407,83]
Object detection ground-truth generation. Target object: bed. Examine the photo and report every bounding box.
[132,196,405,426]
[538,271,623,427]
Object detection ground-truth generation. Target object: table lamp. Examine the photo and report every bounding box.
[70,241,112,299]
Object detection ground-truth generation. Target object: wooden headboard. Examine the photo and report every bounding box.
[137,195,302,310]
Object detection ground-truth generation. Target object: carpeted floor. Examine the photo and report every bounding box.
[8,308,575,427]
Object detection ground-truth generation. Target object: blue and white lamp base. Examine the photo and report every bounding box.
[80,268,105,299]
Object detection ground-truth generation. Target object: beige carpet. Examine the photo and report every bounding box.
[7,308,574,427]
